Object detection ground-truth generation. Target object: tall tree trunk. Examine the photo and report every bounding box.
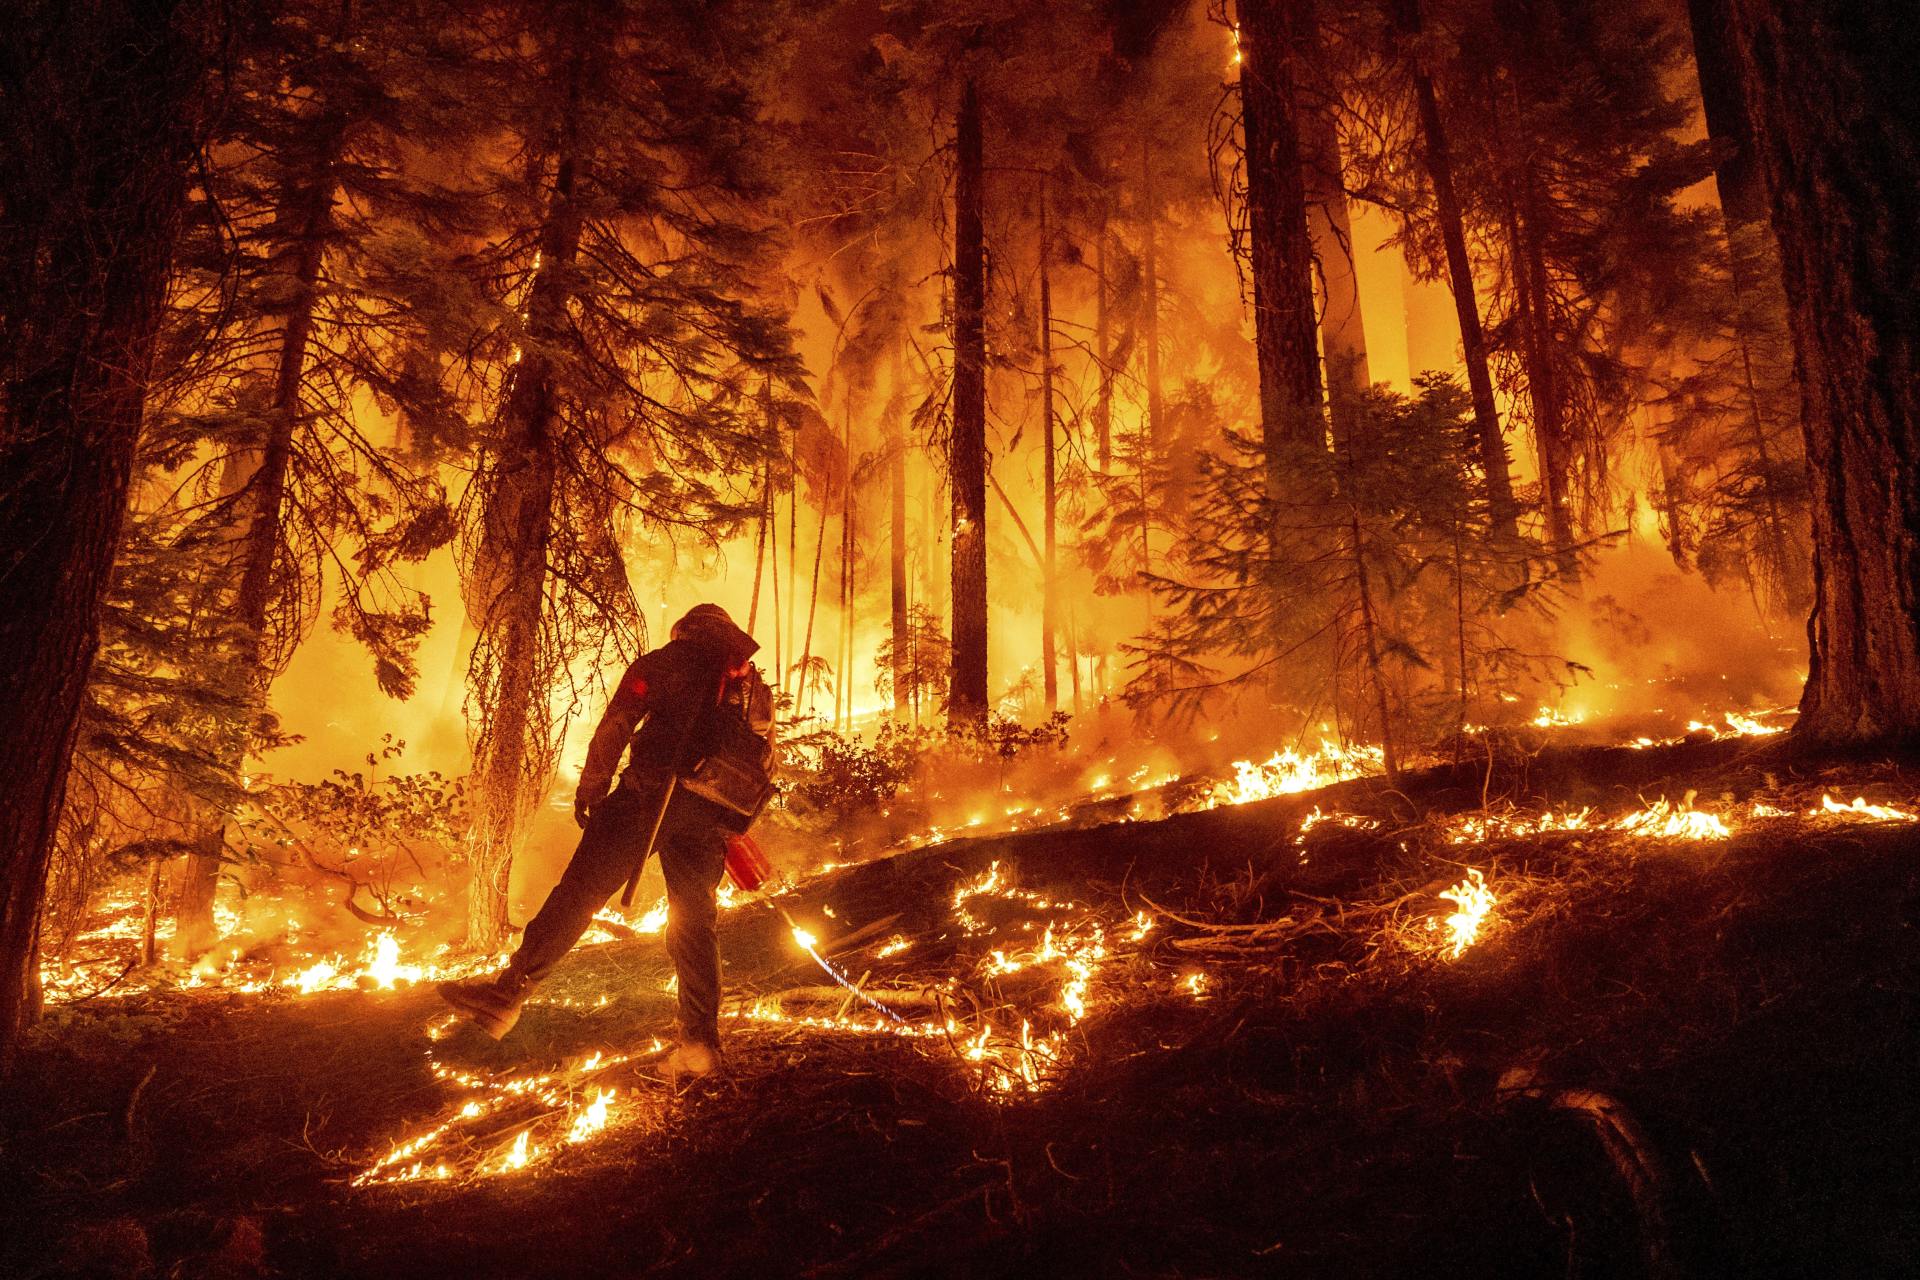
[748,386,773,633]
[1687,0,1809,614]
[1302,96,1371,437]
[1140,140,1165,454]
[1094,224,1113,472]
[465,44,587,948]
[889,347,910,719]
[1687,0,1769,228]
[1398,0,1517,536]
[949,81,989,724]
[1040,190,1059,715]
[0,0,213,1066]
[1501,187,1577,560]
[769,474,782,687]
[784,470,797,693]
[799,495,828,716]
[1727,0,1920,744]
[178,125,341,956]
[838,406,853,731]
[1238,0,1327,502]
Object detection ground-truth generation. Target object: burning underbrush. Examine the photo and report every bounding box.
[38,696,1801,1017]
[12,729,1920,1277]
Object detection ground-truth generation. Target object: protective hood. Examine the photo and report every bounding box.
[669,603,759,668]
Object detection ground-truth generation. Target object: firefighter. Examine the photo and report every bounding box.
[438,604,771,1084]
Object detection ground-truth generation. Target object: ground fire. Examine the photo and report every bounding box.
[4,0,1920,1275]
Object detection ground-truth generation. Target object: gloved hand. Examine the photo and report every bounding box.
[573,789,603,829]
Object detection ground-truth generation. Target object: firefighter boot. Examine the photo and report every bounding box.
[664,1039,718,1089]
[437,967,532,1040]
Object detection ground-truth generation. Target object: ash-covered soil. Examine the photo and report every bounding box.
[6,737,1919,1278]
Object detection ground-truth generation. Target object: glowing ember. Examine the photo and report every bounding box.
[354,1037,662,1187]
[1437,868,1496,959]
[1448,806,1593,844]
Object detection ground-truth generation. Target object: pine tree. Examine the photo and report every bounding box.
[0,0,220,1066]
[151,0,470,953]
[457,0,800,946]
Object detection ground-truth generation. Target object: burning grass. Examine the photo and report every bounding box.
[12,733,1920,1277]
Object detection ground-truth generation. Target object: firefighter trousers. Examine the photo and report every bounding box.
[510,782,728,1047]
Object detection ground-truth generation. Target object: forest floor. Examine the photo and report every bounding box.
[6,736,1920,1279]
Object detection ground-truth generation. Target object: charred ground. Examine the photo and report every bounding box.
[6,738,1919,1278]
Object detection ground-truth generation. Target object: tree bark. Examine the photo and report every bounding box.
[949,81,989,724]
[1728,0,1920,744]
[0,0,213,1065]
[1238,0,1327,497]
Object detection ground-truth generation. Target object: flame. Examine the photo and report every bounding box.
[1814,794,1917,822]
[565,1089,615,1144]
[1437,868,1496,959]
[1209,742,1383,808]
[1613,793,1731,840]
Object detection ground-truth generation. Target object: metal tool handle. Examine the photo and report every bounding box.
[618,774,679,908]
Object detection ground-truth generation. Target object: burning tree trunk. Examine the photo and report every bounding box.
[1398,0,1517,538]
[1727,0,1920,744]
[0,0,214,1065]
[1238,0,1328,497]
[949,81,989,724]
[1040,190,1060,714]
[464,50,586,948]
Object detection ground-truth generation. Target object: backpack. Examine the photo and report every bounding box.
[679,664,775,832]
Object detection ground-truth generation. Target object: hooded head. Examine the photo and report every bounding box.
[670,603,759,672]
